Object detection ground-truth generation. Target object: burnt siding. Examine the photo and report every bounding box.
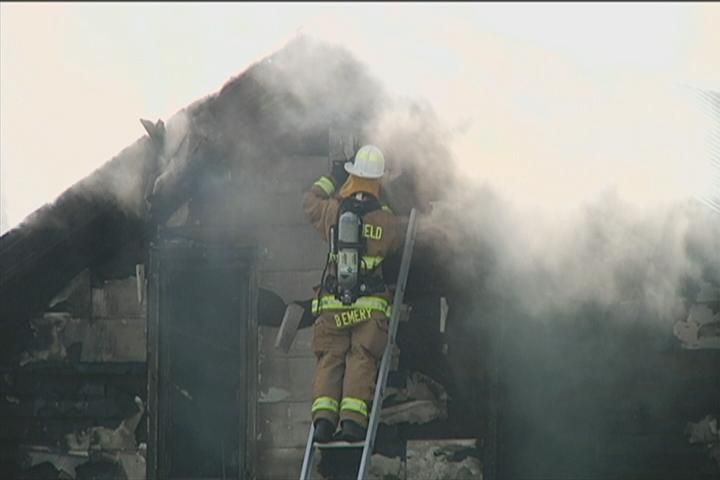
[243,153,325,479]
[257,328,314,478]
[0,138,153,349]
[1,274,147,478]
[0,363,146,477]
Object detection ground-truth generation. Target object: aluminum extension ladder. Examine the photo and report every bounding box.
[299,208,418,480]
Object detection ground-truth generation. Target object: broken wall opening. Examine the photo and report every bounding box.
[147,227,258,480]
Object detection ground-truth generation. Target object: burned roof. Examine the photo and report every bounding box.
[0,36,453,354]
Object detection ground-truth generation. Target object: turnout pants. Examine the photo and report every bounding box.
[311,309,389,428]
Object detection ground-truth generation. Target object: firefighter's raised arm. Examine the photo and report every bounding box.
[302,175,341,243]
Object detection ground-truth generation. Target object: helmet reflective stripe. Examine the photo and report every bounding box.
[345,144,385,179]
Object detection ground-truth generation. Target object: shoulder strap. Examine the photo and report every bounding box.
[338,194,382,217]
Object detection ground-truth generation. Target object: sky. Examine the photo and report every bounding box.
[1,2,719,233]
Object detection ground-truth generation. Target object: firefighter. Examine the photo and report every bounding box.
[303,144,404,443]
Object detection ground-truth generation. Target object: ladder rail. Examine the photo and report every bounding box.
[299,423,316,479]
[299,208,418,480]
[357,208,418,480]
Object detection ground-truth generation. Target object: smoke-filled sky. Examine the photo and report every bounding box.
[1,3,719,234]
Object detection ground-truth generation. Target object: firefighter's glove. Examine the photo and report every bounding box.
[331,160,350,187]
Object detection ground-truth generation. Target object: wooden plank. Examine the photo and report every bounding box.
[275,304,305,353]
[80,318,146,362]
[92,277,144,319]
[31,396,126,419]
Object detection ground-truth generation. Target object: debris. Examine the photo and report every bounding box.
[65,396,145,458]
[368,453,404,480]
[685,414,719,445]
[174,384,193,401]
[140,118,165,145]
[75,459,128,480]
[19,460,73,480]
[116,450,146,480]
[258,386,291,403]
[135,264,145,304]
[20,313,70,366]
[19,446,88,478]
[673,282,720,350]
[685,414,720,472]
[406,439,482,480]
[275,303,305,353]
[440,296,449,333]
[381,372,448,425]
[673,303,720,349]
[711,444,720,469]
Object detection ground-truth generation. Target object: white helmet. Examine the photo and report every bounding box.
[345,144,385,179]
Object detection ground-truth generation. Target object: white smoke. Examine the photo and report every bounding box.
[258,27,720,326]
[424,186,718,322]
[226,30,720,325]
[297,4,718,212]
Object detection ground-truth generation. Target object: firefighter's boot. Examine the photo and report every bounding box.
[313,418,335,444]
[339,419,366,442]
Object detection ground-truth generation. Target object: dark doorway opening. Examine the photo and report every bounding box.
[148,228,257,480]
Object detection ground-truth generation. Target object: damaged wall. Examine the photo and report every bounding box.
[1,266,148,478]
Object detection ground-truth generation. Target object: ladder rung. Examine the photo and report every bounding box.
[315,440,365,449]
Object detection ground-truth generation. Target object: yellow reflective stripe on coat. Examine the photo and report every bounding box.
[312,295,390,316]
[311,396,339,413]
[313,176,336,196]
[361,256,383,270]
[340,397,368,417]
